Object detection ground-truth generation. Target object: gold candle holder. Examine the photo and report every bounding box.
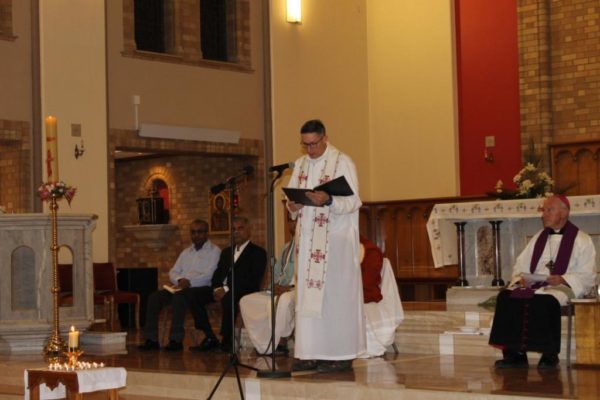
[65,349,84,368]
[44,195,67,360]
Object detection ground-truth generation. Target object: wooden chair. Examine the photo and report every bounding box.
[93,262,140,330]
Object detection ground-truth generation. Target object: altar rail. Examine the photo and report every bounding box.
[359,196,487,302]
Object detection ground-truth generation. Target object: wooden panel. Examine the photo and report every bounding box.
[576,149,598,195]
[574,302,600,365]
[361,195,486,283]
[394,207,413,270]
[412,204,434,268]
[550,141,600,195]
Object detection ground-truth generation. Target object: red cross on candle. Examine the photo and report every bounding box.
[46,150,54,180]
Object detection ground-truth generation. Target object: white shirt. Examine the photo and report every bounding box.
[169,240,221,288]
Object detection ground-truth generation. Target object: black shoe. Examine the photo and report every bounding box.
[190,337,220,353]
[538,353,559,370]
[316,360,353,373]
[137,339,160,351]
[291,359,318,372]
[219,342,233,353]
[164,340,183,352]
[494,351,528,369]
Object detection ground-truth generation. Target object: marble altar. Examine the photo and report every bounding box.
[427,195,600,287]
[0,213,97,353]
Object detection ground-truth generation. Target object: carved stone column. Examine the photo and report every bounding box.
[490,220,505,286]
[454,222,469,287]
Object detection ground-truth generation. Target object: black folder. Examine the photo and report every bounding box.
[283,176,353,207]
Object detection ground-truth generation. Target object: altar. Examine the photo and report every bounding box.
[426,195,600,287]
[0,213,97,353]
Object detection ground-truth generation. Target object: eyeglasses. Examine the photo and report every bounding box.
[300,136,325,149]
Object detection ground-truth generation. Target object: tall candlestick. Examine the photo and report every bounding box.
[68,325,79,349]
[45,116,59,182]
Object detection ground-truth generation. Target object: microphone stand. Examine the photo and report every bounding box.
[208,176,258,400]
[256,171,292,378]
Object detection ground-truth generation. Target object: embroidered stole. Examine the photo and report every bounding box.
[295,147,340,317]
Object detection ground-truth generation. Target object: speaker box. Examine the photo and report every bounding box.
[116,267,158,328]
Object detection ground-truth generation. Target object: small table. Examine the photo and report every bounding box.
[571,298,600,367]
[25,367,127,399]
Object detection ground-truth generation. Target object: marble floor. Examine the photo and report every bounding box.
[3,331,600,400]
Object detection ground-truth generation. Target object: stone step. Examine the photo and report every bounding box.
[394,310,576,361]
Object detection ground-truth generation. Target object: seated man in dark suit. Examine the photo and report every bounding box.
[189,216,267,353]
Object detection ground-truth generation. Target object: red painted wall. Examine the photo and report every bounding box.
[455,0,522,195]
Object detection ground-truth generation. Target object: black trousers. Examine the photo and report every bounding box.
[189,287,254,347]
[489,289,561,355]
[143,287,212,342]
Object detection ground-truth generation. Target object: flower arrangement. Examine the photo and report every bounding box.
[489,138,555,199]
[37,181,77,205]
[491,164,554,199]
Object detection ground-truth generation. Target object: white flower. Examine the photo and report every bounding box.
[513,174,521,184]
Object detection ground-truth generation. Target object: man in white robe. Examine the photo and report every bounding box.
[240,219,296,355]
[286,119,365,373]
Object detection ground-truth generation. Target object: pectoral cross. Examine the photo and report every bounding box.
[545,260,555,274]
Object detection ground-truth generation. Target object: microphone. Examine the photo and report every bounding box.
[269,162,294,173]
[211,165,254,194]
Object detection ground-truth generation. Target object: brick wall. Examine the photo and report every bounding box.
[518,0,600,168]
[108,129,265,285]
[0,119,31,213]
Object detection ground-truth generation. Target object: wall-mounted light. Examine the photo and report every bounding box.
[484,135,495,163]
[74,139,85,159]
[287,0,302,24]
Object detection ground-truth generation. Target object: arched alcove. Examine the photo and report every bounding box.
[149,177,170,223]
[11,246,36,310]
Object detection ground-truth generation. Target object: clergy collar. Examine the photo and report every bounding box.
[547,227,565,235]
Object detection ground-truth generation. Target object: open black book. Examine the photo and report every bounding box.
[283,176,353,207]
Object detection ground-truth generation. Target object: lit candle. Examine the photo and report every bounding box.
[45,115,59,182]
[68,325,79,349]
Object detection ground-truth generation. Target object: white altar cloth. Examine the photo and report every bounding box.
[426,195,600,271]
[24,367,127,399]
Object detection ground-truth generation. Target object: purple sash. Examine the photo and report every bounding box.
[510,221,578,299]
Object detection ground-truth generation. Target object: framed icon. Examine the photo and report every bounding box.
[209,190,231,234]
